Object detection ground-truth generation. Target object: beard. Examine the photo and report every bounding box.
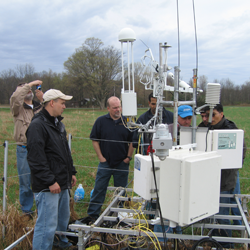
[24,92,34,101]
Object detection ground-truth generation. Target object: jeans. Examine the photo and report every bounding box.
[231,171,242,225]
[33,189,72,250]
[16,145,33,213]
[87,161,129,218]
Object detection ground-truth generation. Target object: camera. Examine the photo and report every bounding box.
[36,85,42,90]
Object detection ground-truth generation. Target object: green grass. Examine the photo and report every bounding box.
[0,106,249,219]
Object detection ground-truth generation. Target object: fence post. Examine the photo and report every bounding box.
[68,134,72,151]
[2,140,8,238]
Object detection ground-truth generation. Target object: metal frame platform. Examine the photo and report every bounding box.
[68,188,250,249]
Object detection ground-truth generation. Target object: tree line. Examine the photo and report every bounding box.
[1,38,250,109]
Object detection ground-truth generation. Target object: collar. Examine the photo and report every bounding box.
[23,100,41,110]
[105,113,124,121]
[211,116,225,129]
[41,108,63,126]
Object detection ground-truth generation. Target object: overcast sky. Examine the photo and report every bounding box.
[0,0,249,85]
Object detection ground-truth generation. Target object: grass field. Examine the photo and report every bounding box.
[0,106,249,248]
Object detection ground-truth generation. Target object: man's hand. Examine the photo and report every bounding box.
[49,182,61,194]
[35,89,44,103]
[123,157,130,164]
[28,80,43,88]
[72,175,77,187]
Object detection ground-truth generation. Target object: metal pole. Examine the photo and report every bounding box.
[159,43,162,67]
[127,40,131,91]
[121,43,125,90]
[77,230,84,250]
[235,195,250,237]
[68,134,72,151]
[3,140,8,239]
[131,42,135,91]
[4,228,33,250]
[192,68,197,144]
[173,67,179,146]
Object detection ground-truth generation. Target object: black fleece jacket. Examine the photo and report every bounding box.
[210,116,246,191]
[26,108,77,192]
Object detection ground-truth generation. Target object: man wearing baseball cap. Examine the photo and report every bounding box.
[26,89,77,250]
[177,105,193,127]
[154,105,193,238]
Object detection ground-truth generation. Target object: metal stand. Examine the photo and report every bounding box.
[69,188,250,249]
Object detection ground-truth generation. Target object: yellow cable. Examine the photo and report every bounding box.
[137,133,141,153]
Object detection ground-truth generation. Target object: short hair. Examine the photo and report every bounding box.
[213,104,223,113]
[200,106,210,113]
[107,96,120,107]
[43,98,59,107]
[148,92,156,102]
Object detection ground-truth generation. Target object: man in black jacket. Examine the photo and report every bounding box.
[198,106,209,127]
[26,89,77,250]
[207,104,246,248]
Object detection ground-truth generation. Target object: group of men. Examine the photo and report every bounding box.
[11,82,77,249]
[10,82,245,250]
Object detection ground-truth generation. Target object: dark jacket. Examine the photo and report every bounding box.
[198,121,208,127]
[26,108,77,193]
[210,116,246,191]
[133,108,173,154]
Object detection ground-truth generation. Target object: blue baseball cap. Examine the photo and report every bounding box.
[178,105,193,118]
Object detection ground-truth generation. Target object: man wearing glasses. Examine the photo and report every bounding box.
[206,104,246,248]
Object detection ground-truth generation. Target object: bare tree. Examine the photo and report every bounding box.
[15,63,35,82]
[64,37,122,109]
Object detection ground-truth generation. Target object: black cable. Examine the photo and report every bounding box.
[205,124,212,152]
[150,152,169,250]
[191,237,223,250]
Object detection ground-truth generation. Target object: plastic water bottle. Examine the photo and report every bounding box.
[90,189,94,198]
[74,184,85,202]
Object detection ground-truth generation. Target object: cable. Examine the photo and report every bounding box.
[150,152,169,250]
[191,237,223,250]
[205,124,212,152]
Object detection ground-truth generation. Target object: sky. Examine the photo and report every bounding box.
[0,0,250,86]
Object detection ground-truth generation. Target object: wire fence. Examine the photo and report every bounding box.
[1,136,137,213]
[1,134,250,214]
[1,133,250,250]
